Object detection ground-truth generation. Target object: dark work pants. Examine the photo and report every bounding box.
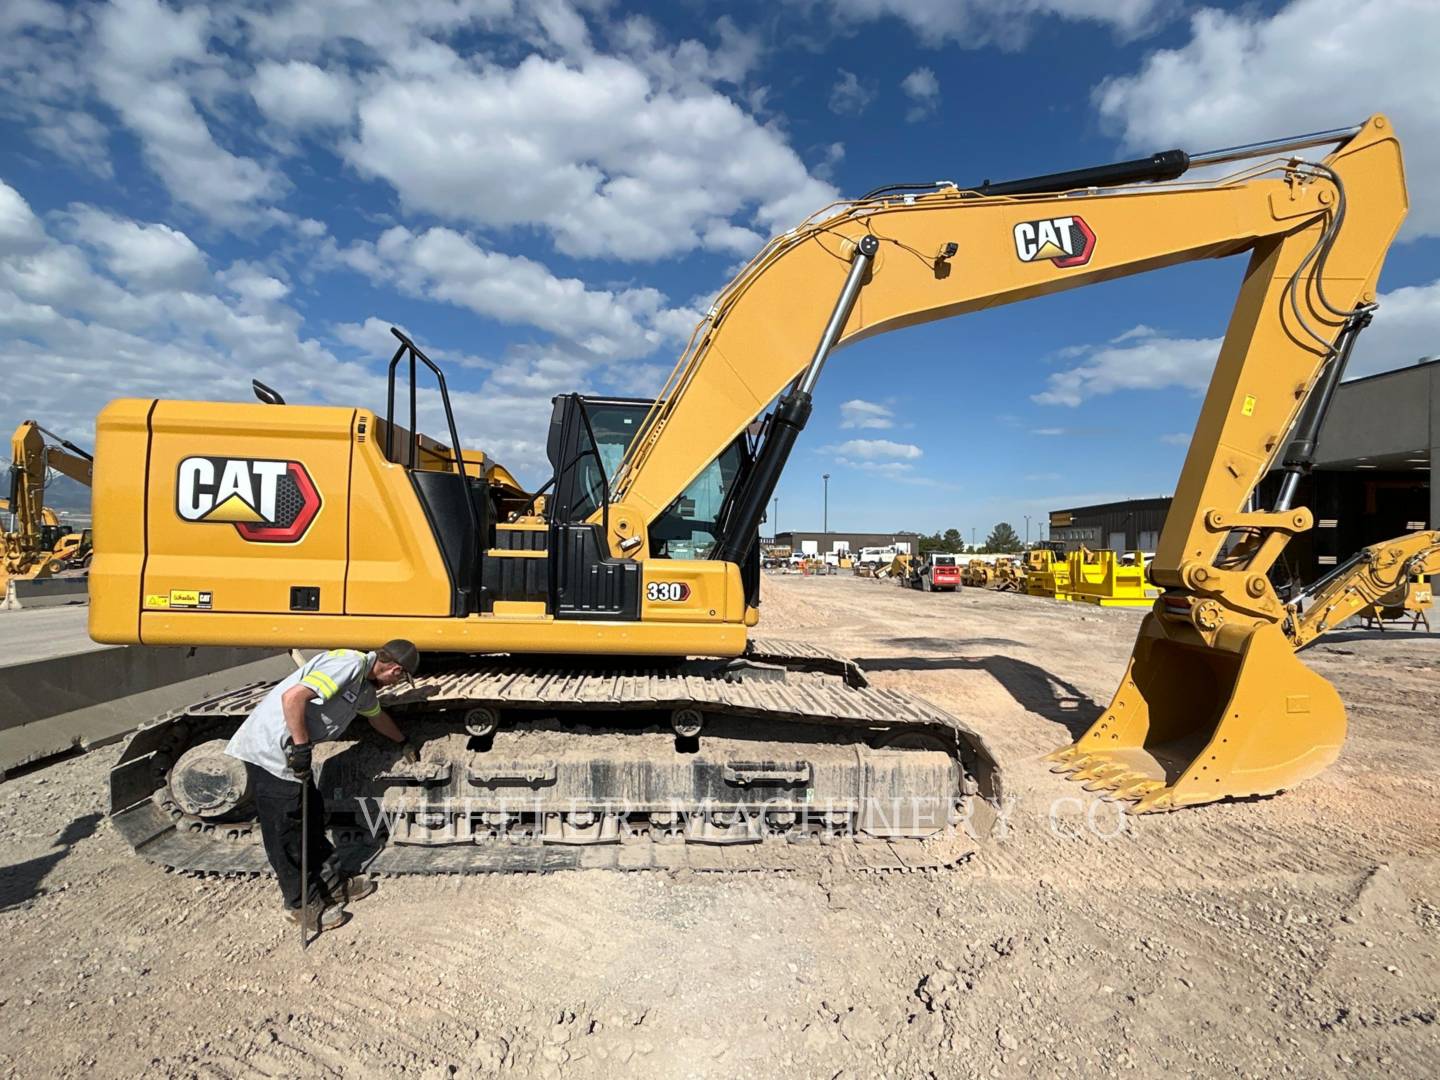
[247,762,338,910]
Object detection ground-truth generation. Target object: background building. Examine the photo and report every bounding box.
[771,530,920,556]
[1257,357,1434,585]
[1048,497,1170,553]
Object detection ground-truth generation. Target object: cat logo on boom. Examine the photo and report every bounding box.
[175,456,322,543]
[1013,216,1096,268]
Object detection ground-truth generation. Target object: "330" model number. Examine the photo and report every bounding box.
[646,581,692,602]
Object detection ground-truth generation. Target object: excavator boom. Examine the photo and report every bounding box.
[1285,531,1440,648]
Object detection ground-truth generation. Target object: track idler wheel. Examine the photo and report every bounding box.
[168,739,253,819]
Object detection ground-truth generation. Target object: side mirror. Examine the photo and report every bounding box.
[252,379,286,406]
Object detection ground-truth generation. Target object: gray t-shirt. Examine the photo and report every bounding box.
[226,649,380,782]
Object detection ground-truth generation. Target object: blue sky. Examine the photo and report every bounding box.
[2,0,1436,537]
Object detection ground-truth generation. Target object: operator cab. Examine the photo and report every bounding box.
[377,329,760,621]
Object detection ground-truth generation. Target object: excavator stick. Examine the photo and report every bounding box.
[1048,616,1345,812]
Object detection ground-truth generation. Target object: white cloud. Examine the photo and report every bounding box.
[812,141,846,182]
[332,316,409,355]
[900,67,939,123]
[1343,278,1440,379]
[1036,273,1440,406]
[104,80,284,224]
[251,61,355,129]
[0,1,68,34]
[89,0,285,225]
[814,0,1166,49]
[219,262,290,306]
[64,207,207,291]
[828,70,874,116]
[1,0,828,256]
[1032,325,1218,407]
[238,0,514,56]
[823,438,922,461]
[0,178,624,481]
[1031,427,1070,436]
[0,180,376,444]
[338,225,691,360]
[346,52,837,260]
[844,459,916,476]
[0,182,49,251]
[1159,432,1189,445]
[613,14,763,93]
[1094,0,1440,238]
[839,399,894,429]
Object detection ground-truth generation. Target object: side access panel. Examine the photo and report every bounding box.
[139,401,353,621]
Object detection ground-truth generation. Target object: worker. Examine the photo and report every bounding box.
[225,640,421,932]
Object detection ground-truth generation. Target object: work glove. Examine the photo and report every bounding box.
[400,738,419,764]
[285,741,313,779]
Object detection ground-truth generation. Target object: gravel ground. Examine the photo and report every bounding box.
[1,573,1436,1079]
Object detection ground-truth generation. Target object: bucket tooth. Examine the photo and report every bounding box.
[1081,766,1135,792]
[1048,749,1092,774]
[1129,788,1177,814]
[1111,778,1164,801]
[1043,744,1078,766]
[1071,759,1121,784]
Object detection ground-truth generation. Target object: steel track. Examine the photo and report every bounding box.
[108,640,1002,876]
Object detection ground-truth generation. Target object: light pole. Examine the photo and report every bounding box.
[772,496,779,541]
[971,527,976,551]
[822,474,830,535]
[1025,515,1031,545]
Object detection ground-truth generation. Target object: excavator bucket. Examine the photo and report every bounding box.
[1047,616,1346,812]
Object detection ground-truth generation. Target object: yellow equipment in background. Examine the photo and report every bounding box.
[94,116,1409,877]
[961,559,992,588]
[1284,531,1439,648]
[992,557,1024,592]
[877,551,915,581]
[3,421,94,590]
[1057,550,1159,607]
[1369,576,1434,632]
[1023,548,1070,599]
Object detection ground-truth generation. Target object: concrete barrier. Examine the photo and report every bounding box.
[2,575,90,610]
[0,635,292,775]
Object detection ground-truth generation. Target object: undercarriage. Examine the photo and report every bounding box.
[109,640,1002,875]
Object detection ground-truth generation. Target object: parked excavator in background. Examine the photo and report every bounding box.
[95,115,1408,879]
[3,421,94,591]
[1284,531,1438,647]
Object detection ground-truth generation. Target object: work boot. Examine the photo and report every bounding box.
[341,873,377,904]
[285,901,349,933]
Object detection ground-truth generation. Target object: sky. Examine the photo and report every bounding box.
[1,0,1437,539]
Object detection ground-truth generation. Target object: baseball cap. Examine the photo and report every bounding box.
[378,638,421,677]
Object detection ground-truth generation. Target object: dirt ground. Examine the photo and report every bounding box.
[2,574,1436,1079]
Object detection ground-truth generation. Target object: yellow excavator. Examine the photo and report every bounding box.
[3,421,95,591]
[98,115,1406,875]
[1284,531,1438,648]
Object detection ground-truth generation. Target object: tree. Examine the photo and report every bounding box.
[942,528,962,549]
[985,522,1022,553]
[916,531,946,554]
